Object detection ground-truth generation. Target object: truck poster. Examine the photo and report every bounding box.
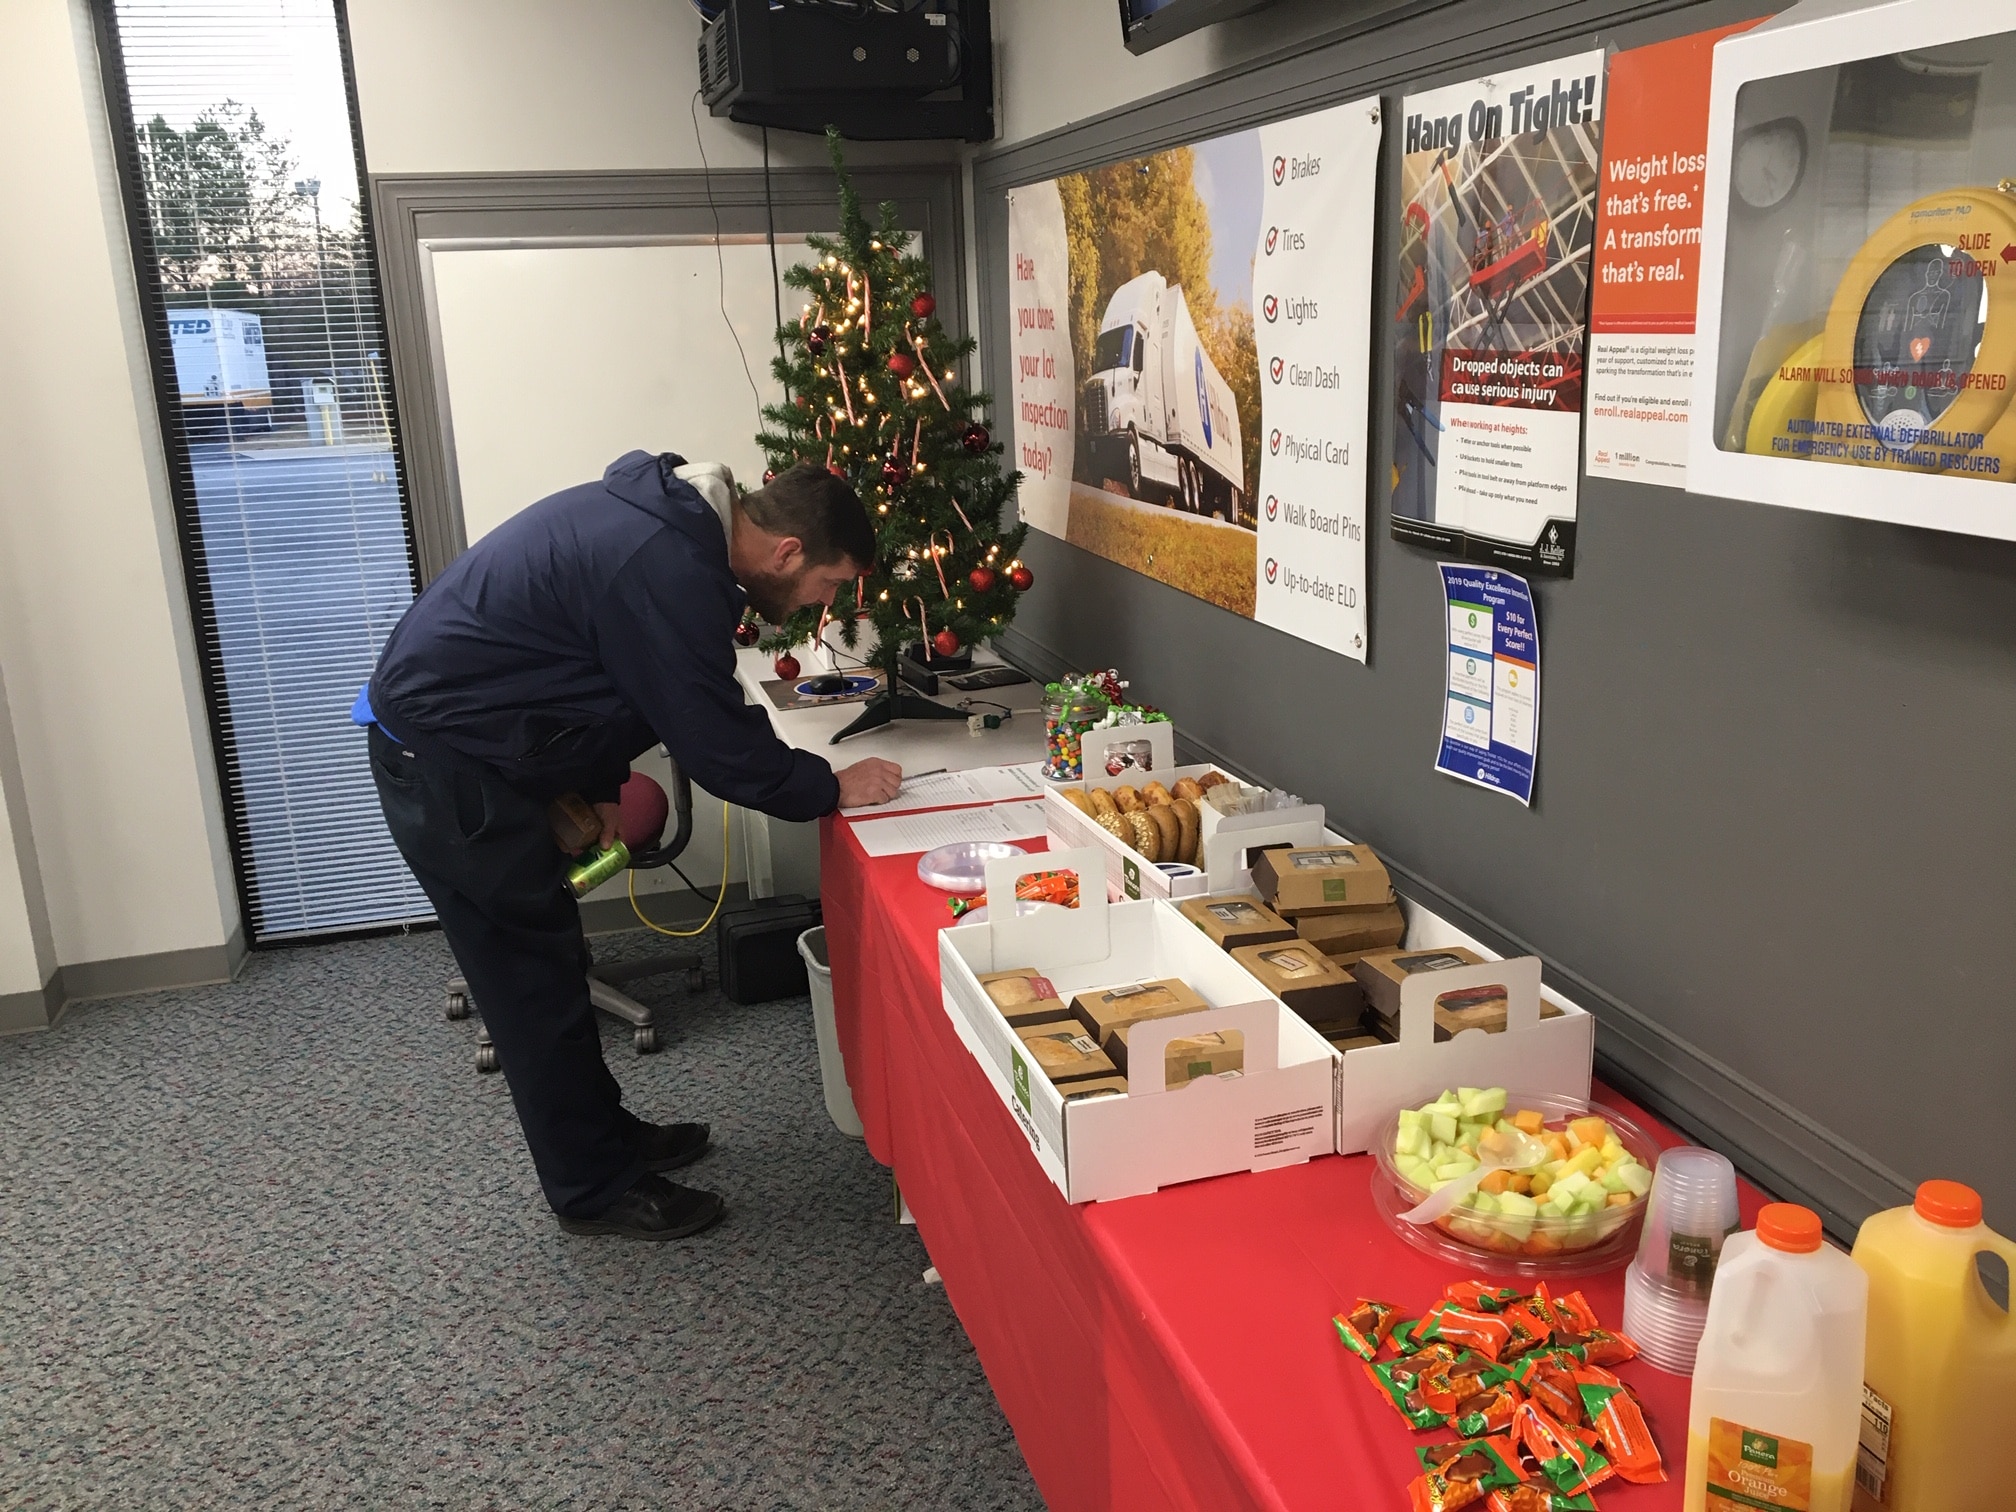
[1585,22,1758,490]
[1007,96,1381,665]
[1390,52,1606,577]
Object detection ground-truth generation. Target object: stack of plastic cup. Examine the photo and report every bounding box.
[1623,1145,1740,1374]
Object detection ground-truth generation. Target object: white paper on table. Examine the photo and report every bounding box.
[848,804,1043,858]
[839,763,1050,817]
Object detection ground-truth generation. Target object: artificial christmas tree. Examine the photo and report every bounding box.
[756,130,1027,741]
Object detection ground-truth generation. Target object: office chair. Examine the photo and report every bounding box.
[444,459,736,1074]
[445,756,710,1070]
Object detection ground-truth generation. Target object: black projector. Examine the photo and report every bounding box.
[698,0,994,143]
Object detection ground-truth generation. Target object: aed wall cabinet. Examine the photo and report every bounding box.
[1688,0,2016,540]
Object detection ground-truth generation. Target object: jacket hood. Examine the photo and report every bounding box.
[602,450,731,550]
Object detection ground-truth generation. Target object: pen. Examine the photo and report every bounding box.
[901,768,948,785]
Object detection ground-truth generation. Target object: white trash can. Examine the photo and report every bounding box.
[797,927,864,1139]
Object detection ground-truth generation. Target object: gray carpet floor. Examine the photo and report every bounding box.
[0,928,1046,1511]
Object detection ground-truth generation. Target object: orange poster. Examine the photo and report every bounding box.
[1585,21,1761,488]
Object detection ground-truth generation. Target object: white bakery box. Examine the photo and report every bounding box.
[1041,722,1331,902]
[938,847,1338,1203]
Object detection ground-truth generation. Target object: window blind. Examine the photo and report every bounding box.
[97,0,432,939]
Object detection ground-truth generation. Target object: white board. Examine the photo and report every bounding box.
[428,237,814,543]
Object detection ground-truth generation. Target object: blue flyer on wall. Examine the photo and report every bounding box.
[1436,563,1539,805]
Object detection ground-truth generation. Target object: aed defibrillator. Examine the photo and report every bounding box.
[1743,183,2016,481]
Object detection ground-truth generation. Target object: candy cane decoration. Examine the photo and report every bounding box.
[907,324,951,411]
[929,530,955,598]
[860,271,872,340]
[904,595,931,648]
[835,357,859,427]
[910,416,923,469]
[949,495,974,532]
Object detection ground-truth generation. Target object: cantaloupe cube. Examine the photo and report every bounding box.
[1568,1116,1611,1150]
[1543,1132,1570,1162]
[1606,1191,1636,1209]
[1506,1173,1532,1194]
[1479,1168,1513,1195]
[1511,1108,1546,1136]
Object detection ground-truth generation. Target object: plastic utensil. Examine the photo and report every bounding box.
[916,841,1027,895]
[1400,1125,1549,1225]
[1683,1204,1866,1512]
[1850,1179,2016,1511]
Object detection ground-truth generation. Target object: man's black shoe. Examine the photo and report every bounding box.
[558,1172,725,1241]
[630,1119,710,1173]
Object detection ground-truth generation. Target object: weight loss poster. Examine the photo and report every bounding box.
[1008,97,1381,663]
[1391,53,1605,577]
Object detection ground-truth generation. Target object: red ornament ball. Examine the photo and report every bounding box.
[932,628,962,658]
[733,621,760,648]
[761,468,776,484]
[881,459,911,489]
[1009,565,1034,592]
[886,351,915,379]
[807,325,831,356]
[911,292,937,319]
[960,423,991,454]
[968,566,997,593]
[773,653,801,680]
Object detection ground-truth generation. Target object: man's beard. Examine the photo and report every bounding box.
[741,567,799,626]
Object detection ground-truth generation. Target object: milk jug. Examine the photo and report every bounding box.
[1684,1203,1866,1512]
[1850,1179,2015,1511]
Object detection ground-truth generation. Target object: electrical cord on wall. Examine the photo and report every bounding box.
[691,88,763,427]
[763,126,786,378]
[629,802,733,937]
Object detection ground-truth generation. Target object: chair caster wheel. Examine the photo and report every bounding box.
[686,967,705,991]
[445,991,470,1021]
[475,1044,499,1073]
[633,1025,659,1055]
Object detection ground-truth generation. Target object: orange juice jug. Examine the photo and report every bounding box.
[1685,1204,1866,1512]
[1850,1179,2016,1511]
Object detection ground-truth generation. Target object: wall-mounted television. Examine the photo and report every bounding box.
[1118,0,1275,54]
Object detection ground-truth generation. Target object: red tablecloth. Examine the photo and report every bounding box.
[820,813,1765,1511]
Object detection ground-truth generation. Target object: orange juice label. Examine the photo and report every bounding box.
[1706,1418,1814,1510]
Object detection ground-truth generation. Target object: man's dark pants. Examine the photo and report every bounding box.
[368,724,645,1216]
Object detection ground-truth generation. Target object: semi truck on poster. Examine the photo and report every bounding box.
[168,308,274,431]
[1078,271,1248,523]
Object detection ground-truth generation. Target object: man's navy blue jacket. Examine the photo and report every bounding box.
[369,451,838,819]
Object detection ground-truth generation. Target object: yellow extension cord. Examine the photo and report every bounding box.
[627,801,732,938]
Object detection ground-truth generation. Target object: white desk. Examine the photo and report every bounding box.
[731,645,1047,898]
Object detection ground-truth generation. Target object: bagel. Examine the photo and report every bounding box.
[1196,771,1230,792]
[1059,788,1096,816]
[1096,810,1131,844]
[1125,809,1161,862]
[1088,788,1119,819]
[1170,798,1200,866]
[1113,785,1143,813]
[1146,803,1181,859]
[1140,781,1172,807]
[1171,777,1204,803]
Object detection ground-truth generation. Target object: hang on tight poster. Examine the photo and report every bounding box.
[1008,98,1381,663]
[1391,53,1605,577]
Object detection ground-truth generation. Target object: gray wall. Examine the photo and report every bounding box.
[976,0,2016,1236]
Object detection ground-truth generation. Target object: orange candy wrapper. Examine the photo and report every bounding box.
[1409,1436,1524,1512]
[1575,1367,1666,1485]
[1446,1280,1525,1313]
[1416,1301,1516,1362]
[1332,1298,1407,1361]
[1014,870,1080,907]
[1514,1400,1615,1498]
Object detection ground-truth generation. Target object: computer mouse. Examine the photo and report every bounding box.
[804,673,849,696]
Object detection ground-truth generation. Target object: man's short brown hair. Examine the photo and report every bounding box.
[739,462,877,568]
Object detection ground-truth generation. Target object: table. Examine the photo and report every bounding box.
[732,644,1045,898]
[821,814,1767,1512]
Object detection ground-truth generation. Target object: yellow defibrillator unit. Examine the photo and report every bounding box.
[1745,183,2016,481]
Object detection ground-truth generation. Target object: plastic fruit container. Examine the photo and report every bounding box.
[1370,1090,1661,1278]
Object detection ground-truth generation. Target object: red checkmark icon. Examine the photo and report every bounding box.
[1265,227,1279,255]
[1265,496,1278,519]
[1263,295,1278,321]
[1269,430,1281,453]
[1269,357,1284,383]
[1272,157,1286,184]
[1264,558,1279,583]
